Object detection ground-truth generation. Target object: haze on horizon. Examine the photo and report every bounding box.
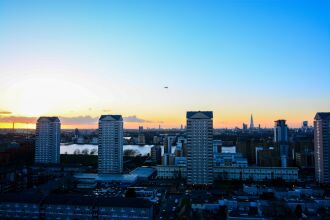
[0,0,329,129]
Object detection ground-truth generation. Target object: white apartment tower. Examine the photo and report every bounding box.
[186,111,213,185]
[35,117,61,164]
[98,115,123,174]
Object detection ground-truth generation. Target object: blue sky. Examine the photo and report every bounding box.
[0,0,329,128]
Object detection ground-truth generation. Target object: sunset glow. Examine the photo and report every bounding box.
[0,1,329,129]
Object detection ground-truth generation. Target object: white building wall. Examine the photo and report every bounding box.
[35,117,61,164]
[98,115,123,174]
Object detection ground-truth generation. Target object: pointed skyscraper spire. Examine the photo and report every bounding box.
[250,114,254,129]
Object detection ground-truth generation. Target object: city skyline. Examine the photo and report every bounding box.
[0,113,319,130]
[1,0,329,129]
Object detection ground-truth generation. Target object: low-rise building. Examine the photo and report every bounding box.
[174,157,187,166]
[74,173,138,188]
[96,197,153,219]
[214,153,248,167]
[214,167,298,182]
[150,146,161,164]
[156,165,187,179]
[0,193,154,220]
[129,167,157,181]
[0,193,44,219]
[43,195,94,219]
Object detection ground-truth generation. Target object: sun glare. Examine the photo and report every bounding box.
[4,75,97,117]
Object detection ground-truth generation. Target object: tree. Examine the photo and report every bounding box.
[295,204,302,218]
[124,149,138,157]
[125,188,136,198]
[81,148,89,155]
[217,206,227,218]
[90,149,97,155]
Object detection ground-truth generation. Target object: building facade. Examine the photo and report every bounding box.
[314,112,330,183]
[186,111,213,185]
[214,166,298,182]
[137,126,145,145]
[214,153,248,167]
[274,120,289,167]
[35,117,61,164]
[98,115,123,174]
[250,114,254,129]
[156,165,187,179]
[150,145,162,164]
[0,194,153,220]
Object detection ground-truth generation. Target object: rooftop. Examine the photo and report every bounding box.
[74,173,138,183]
[129,167,156,178]
[0,193,45,204]
[99,115,123,121]
[0,193,153,209]
[187,111,213,119]
[315,112,330,120]
[95,197,153,208]
[38,117,60,123]
[43,194,95,206]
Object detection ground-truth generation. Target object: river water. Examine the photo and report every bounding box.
[61,144,158,156]
[61,144,235,156]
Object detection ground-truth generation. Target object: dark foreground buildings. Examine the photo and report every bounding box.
[0,193,153,219]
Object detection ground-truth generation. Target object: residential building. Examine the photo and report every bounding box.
[314,112,330,183]
[150,145,161,164]
[242,123,248,131]
[0,194,153,220]
[274,120,289,167]
[0,193,44,219]
[137,126,145,145]
[164,136,175,154]
[214,166,298,182]
[236,137,263,165]
[213,140,223,154]
[162,153,175,166]
[186,111,213,185]
[156,165,187,179]
[214,153,248,167]
[98,115,123,174]
[35,117,61,164]
[256,146,279,167]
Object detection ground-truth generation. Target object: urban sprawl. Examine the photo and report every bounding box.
[0,111,330,219]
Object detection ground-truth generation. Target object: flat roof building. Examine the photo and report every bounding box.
[186,111,213,185]
[314,112,330,183]
[35,117,61,164]
[98,115,123,174]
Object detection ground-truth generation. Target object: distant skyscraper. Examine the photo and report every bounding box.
[274,120,289,167]
[137,126,145,145]
[163,136,174,154]
[35,117,61,164]
[213,140,223,154]
[314,113,330,183]
[302,121,308,128]
[242,123,248,130]
[186,111,213,185]
[98,115,123,174]
[250,114,254,129]
[151,145,162,164]
[167,136,175,154]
